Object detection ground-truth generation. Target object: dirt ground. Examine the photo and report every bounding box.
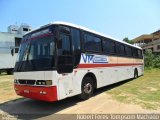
[57,93,160,114]
[0,93,160,120]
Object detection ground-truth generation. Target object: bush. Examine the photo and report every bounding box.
[144,49,160,68]
[153,55,160,68]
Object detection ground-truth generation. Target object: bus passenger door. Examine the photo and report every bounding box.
[57,26,74,99]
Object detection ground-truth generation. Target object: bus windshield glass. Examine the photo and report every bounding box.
[14,28,56,72]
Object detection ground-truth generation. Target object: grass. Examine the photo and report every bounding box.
[107,68,160,110]
[0,75,22,104]
[0,72,7,76]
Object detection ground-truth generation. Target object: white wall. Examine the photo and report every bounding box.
[0,32,22,69]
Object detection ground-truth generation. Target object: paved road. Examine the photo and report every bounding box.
[0,83,160,120]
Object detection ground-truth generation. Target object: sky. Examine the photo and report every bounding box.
[0,0,160,40]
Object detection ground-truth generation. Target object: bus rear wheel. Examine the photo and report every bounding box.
[79,76,94,100]
[134,69,138,79]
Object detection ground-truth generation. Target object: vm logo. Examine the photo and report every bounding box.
[82,54,94,63]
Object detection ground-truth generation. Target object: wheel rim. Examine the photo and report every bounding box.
[83,83,92,94]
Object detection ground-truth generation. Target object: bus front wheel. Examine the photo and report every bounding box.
[79,76,94,100]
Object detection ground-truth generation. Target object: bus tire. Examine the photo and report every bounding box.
[79,76,94,100]
[134,69,138,79]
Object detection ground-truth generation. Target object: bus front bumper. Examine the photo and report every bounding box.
[14,84,58,102]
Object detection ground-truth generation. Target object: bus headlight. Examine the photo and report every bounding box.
[36,80,44,85]
[36,80,52,85]
[46,80,52,85]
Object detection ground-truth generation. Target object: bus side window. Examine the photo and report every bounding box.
[116,43,125,56]
[138,49,143,58]
[103,39,110,53]
[84,32,102,52]
[110,41,116,54]
[133,48,138,58]
[125,46,132,57]
[71,28,81,67]
[103,39,116,54]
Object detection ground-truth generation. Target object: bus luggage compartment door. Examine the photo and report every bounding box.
[58,73,74,100]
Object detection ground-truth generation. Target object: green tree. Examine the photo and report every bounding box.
[153,54,160,68]
[123,37,134,44]
[144,49,160,68]
[144,49,154,68]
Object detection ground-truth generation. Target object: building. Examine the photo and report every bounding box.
[0,24,32,74]
[133,29,160,53]
[0,24,32,51]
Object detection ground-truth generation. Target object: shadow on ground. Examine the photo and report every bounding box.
[0,78,134,119]
[0,73,8,76]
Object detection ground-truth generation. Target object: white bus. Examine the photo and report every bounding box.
[14,22,144,102]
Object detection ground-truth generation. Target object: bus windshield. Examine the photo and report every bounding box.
[14,28,56,72]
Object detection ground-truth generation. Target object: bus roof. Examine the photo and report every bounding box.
[26,21,142,49]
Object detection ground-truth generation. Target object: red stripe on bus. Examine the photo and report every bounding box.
[21,33,53,44]
[30,33,53,40]
[78,63,143,68]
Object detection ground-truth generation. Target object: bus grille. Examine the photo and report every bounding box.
[18,79,36,85]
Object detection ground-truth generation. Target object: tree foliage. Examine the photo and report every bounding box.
[144,49,160,68]
[123,37,134,44]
